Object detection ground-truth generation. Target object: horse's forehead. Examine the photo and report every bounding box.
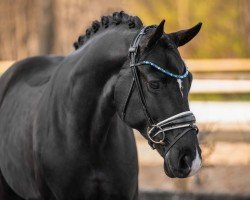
[146,46,184,75]
[154,34,175,48]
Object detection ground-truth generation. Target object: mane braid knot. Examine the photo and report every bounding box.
[73,11,143,50]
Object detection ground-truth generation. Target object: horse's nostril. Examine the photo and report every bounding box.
[179,155,191,172]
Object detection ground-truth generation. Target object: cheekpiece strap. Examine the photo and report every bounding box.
[129,26,155,125]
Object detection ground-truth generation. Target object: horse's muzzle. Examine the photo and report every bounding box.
[164,151,192,178]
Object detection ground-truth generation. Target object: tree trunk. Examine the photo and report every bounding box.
[239,0,250,56]
[37,0,55,54]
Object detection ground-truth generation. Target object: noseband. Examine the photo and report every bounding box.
[122,26,198,152]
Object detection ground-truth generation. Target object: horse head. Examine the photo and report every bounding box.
[115,20,202,178]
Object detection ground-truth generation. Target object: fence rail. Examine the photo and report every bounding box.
[1,59,250,72]
[191,79,250,93]
[186,59,250,72]
[1,59,250,93]
[0,61,14,74]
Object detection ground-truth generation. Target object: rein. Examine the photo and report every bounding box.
[122,26,198,152]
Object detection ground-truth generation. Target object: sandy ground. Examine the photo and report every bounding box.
[139,164,250,195]
[136,136,250,195]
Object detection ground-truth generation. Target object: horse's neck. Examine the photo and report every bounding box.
[51,27,137,147]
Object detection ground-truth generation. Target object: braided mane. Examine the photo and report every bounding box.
[73,11,143,50]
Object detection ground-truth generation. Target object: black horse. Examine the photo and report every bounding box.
[0,11,202,200]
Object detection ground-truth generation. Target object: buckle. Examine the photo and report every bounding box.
[129,47,136,53]
[148,140,156,150]
[189,124,199,134]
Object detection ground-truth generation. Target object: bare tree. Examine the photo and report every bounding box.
[0,0,40,60]
[37,0,55,54]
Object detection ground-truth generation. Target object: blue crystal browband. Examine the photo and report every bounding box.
[135,60,189,79]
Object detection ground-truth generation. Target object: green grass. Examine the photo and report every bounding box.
[189,93,250,101]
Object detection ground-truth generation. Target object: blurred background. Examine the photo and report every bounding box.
[0,0,250,199]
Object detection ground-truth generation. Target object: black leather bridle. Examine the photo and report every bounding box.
[122,26,198,153]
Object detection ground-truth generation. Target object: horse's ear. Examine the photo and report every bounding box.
[168,22,202,47]
[147,20,165,48]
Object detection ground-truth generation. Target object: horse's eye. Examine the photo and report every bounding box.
[148,81,160,89]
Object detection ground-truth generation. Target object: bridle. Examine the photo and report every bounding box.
[121,26,198,153]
